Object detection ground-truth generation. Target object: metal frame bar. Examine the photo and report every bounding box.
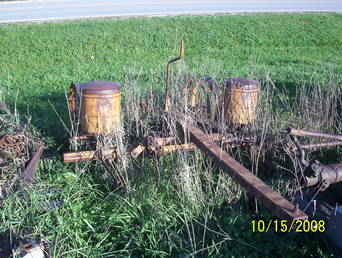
[288,128,342,141]
[178,119,307,220]
[22,146,44,184]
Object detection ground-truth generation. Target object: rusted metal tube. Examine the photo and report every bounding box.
[303,163,342,189]
[298,141,342,150]
[147,133,236,148]
[288,128,342,141]
[23,146,44,184]
[154,140,252,156]
[157,144,196,155]
[146,133,262,157]
[147,134,251,156]
[63,149,116,163]
[147,136,178,147]
[70,135,95,141]
[130,145,146,158]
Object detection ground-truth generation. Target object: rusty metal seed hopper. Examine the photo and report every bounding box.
[223,78,260,125]
[68,80,122,135]
[63,80,121,163]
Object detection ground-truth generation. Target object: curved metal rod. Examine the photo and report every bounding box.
[164,40,184,112]
[290,135,309,167]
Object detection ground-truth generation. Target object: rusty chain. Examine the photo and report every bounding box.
[0,134,27,158]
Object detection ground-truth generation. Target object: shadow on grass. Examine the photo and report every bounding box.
[14,91,70,149]
[0,231,12,258]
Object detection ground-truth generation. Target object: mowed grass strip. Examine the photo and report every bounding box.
[0,14,341,257]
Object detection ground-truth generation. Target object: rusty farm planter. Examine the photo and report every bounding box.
[69,80,122,135]
[222,78,260,125]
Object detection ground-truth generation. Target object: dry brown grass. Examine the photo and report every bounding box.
[0,93,42,199]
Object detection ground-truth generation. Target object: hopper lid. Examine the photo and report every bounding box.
[224,78,259,89]
[74,80,121,94]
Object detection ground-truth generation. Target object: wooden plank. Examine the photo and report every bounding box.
[177,119,307,221]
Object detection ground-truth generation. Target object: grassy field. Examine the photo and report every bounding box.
[0,13,342,257]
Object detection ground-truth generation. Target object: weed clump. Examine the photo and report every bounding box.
[0,94,42,199]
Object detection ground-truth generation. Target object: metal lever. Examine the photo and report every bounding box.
[164,40,184,112]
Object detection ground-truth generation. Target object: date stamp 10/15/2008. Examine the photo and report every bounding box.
[251,219,326,233]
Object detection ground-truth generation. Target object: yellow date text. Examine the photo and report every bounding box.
[251,219,325,233]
